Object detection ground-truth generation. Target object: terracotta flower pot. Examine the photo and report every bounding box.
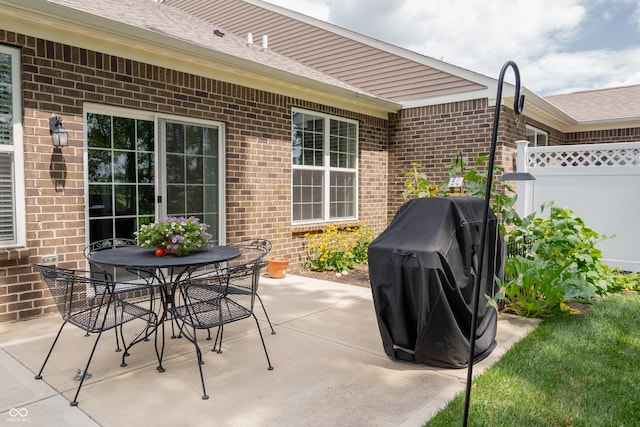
[267,257,290,278]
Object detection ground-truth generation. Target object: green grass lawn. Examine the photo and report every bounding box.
[425,293,640,427]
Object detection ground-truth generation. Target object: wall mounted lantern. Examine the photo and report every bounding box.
[49,116,69,147]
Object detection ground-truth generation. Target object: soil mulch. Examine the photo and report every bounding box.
[285,262,371,288]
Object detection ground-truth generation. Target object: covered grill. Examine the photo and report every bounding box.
[368,197,504,368]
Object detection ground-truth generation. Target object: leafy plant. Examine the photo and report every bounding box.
[607,268,640,293]
[135,216,212,256]
[402,162,440,199]
[494,202,611,317]
[304,222,374,272]
[402,156,521,236]
[461,155,520,231]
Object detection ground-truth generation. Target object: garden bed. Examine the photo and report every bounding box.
[286,263,371,288]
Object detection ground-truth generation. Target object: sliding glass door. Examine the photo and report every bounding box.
[86,111,223,245]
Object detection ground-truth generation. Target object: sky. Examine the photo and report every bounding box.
[263,0,640,96]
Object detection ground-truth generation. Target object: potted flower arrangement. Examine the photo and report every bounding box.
[135,216,213,256]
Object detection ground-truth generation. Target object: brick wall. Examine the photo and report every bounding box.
[0,32,389,322]
[387,99,521,219]
[563,127,640,145]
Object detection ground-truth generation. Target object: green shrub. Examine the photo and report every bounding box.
[608,268,640,293]
[305,222,374,272]
[402,156,520,236]
[402,162,440,199]
[494,202,612,317]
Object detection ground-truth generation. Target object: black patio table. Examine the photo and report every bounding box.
[87,244,241,371]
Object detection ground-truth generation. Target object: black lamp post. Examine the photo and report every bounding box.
[462,61,525,426]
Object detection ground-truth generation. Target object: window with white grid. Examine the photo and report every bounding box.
[292,109,358,223]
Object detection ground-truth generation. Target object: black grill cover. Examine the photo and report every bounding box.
[368,197,504,368]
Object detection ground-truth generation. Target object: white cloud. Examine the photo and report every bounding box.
[523,46,640,94]
[634,2,640,29]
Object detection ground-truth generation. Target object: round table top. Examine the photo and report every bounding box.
[87,245,241,270]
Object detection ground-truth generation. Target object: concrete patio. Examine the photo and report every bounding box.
[1,274,538,426]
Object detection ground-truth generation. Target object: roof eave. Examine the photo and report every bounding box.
[243,0,498,90]
[0,0,400,118]
[567,117,640,132]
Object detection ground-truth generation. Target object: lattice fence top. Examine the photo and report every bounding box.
[528,143,640,168]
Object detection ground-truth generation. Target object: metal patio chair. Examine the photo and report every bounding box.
[189,238,276,344]
[32,264,158,406]
[170,260,274,400]
[226,238,275,335]
[84,238,158,351]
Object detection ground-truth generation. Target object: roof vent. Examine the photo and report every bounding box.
[262,35,269,53]
[247,33,253,48]
[213,29,225,37]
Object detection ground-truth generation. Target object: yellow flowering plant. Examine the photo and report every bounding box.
[305,222,374,272]
[135,216,213,256]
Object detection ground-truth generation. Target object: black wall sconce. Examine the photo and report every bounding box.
[49,116,69,147]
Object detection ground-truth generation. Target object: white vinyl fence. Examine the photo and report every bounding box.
[513,140,640,272]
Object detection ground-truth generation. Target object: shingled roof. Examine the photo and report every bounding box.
[49,0,375,96]
[545,85,640,124]
[163,0,640,131]
[163,0,495,107]
[0,0,400,117]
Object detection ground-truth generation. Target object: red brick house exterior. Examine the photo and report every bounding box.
[1,0,638,323]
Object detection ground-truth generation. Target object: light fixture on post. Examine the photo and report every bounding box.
[499,171,535,182]
[49,116,69,147]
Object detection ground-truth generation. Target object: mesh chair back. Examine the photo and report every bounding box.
[84,238,138,280]
[84,238,156,287]
[228,238,272,266]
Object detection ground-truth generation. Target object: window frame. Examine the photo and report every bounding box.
[526,125,548,147]
[291,108,359,225]
[0,45,25,249]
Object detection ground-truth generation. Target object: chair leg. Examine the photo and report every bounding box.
[256,294,276,335]
[179,324,209,400]
[252,314,274,371]
[155,315,166,373]
[113,304,123,352]
[121,312,158,367]
[34,321,68,380]
[212,326,224,353]
[193,330,209,400]
[70,329,106,406]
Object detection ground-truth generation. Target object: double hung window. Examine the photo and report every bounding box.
[292,109,358,223]
[526,125,548,147]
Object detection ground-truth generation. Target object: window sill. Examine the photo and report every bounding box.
[292,220,361,235]
[0,247,30,262]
